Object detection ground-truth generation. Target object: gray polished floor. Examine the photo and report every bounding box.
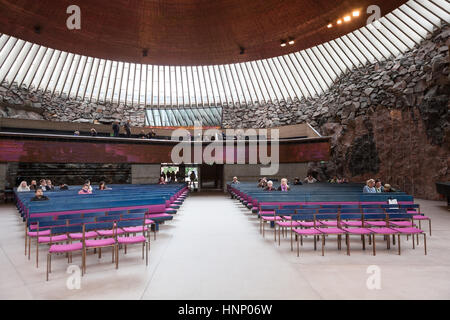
[0,193,449,300]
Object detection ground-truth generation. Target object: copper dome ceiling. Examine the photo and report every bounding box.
[0,0,407,65]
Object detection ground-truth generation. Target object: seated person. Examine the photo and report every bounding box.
[98,181,112,190]
[78,184,92,194]
[31,188,49,201]
[59,183,69,190]
[39,179,48,191]
[293,177,303,185]
[29,180,37,191]
[90,128,98,137]
[304,175,317,184]
[138,130,147,139]
[74,130,80,136]
[158,177,166,185]
[231,176,240,184]
[375,179,384,193]
[258,177,268,188]
[17,181,30,192]
[383,184,396,192]
[85,180,93,192]
[46,179,55,191]
[278,178,290,191]
[329,176,338,183]
[264,181,276,191]
[363,179,376,193]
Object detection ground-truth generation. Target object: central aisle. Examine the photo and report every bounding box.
[141,192,321,299]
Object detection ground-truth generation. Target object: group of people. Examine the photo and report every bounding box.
[17,179,60,192]
[363,179,396,193]
[160,170,185,184]
[16,179,112,201]
[250,177,292,192]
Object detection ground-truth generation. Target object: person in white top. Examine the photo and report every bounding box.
[304,175,317,184]
[17,181,30,192]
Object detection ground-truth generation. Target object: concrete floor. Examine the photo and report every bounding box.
[0,193,449,300]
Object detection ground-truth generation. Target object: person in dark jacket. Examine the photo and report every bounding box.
[31,188,49,201]
[124,120,131,138]
[264,181,277,191]
[112,121,120,137]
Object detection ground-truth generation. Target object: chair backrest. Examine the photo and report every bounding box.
[108,210,128,216]
[51,225,83,235]
[385,208,407,214]
[121,213,146,220]
[302,205,321,209]
[318,208,339,214]
[363,213,387,220]
[117,219,144,228]
[84,212,107,218]
[363,208,385,213]
[291,214,315,222]
[39,220,66,228]
[340,205,360,208]
[387,213,414,220]
[341,208,362,214]
[260,205,279,211]
[58,213,82,220]
[316,214,338,221]
[275,209,296,216]
[281,205,301,209]
[295,209,317,215]
[321,205,340,209]
[128,209,148,214]
[97,215,121,222]
[361,204,381,208]
[340,214,363,221]
[85,222,114,231]
[67,217,96,225]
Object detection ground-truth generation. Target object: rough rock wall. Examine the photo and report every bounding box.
[0,84,146,126]
[222,24,449,200]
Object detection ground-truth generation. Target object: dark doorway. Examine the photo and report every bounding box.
[200,164,224,190]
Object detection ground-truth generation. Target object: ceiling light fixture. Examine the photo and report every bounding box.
[337,19,342,25]
[353,10,360,17]
[327,23,333,28]
[280,40,287,47]
[288,38,295,45]
[344,16,351,22]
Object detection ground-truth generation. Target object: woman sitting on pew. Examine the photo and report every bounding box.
[158,177,166,185]
[78,184,93,194]
[363,179,376,193]
[98,181,112,190]
[17,181,30,192]
[31,188,49,201]
[264,181,277,192]
[46,179,55,191]
[278,178,290,192]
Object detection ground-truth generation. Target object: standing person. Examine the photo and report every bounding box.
[17,181,30,192]
[189,171,196,187]
[112,121,120,137]
[124,120,131,138]
[161,171,166,182]
[31,188,49,201]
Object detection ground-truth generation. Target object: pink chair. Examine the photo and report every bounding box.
[392,227,427,255]
[46,225,84,281]
[82,222,117,274]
